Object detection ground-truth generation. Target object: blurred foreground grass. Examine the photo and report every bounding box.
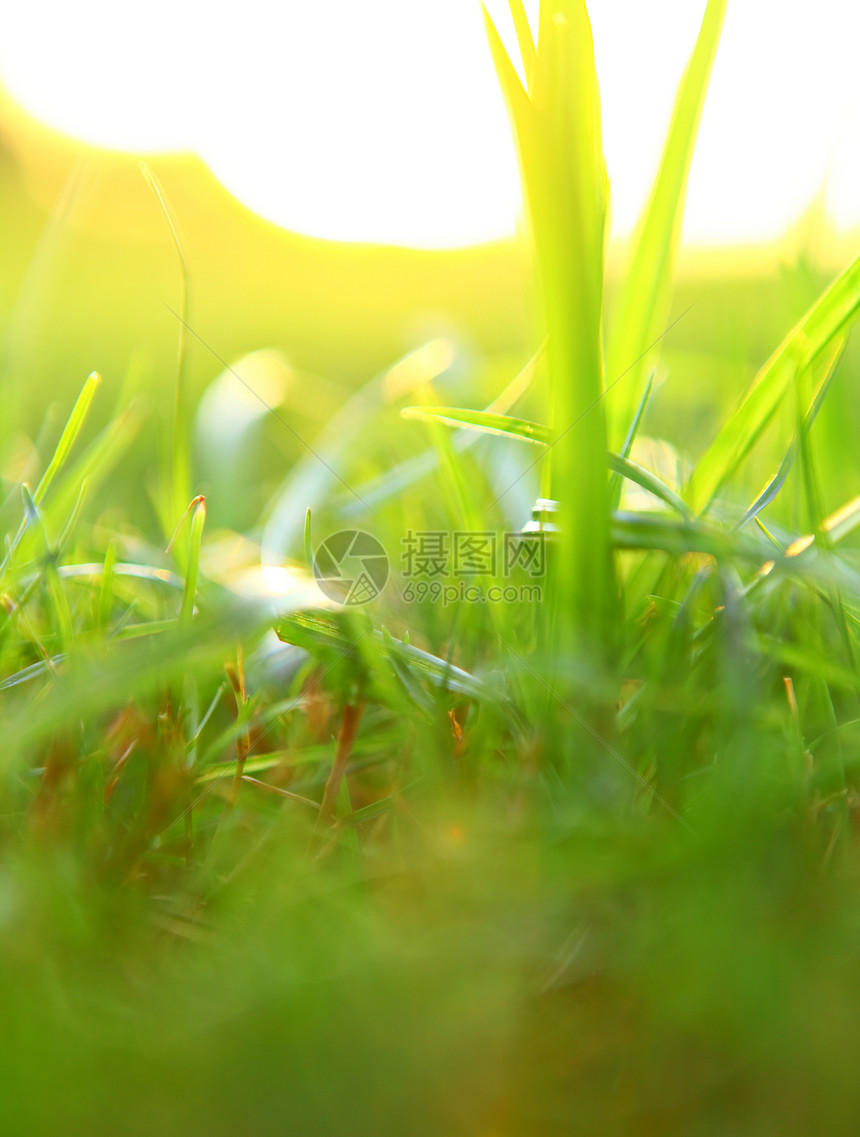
[2,8,860,1132]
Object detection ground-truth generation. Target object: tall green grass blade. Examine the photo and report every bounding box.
[33,370,100,506]
[481,6,530,129]
[687,253,860,513]
[485,1,613,662]
[521,3,612,660]
[605,0,727,449]
[508,0,536,89]
[739,340,844,528]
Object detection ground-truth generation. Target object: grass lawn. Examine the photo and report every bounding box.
[1,3,860,1134]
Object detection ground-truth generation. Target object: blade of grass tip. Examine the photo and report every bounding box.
[98,540,118,631]
[226,649,250,805]
[166,493,204,555]
[32,371,100,508]
[739,338,845,529]
[687,252,860,514]
[481,4,530,132]
[180,496,206,627]
[779,496,860,568]
[2,405,143,591]
[610,371,654,510]
[45,403,143,529]
[820,497,860,548]
[382,626,435,717]
[140,160,191,530]
[303,507,314,573]
[508,0,536,90]
[174,495,206,824]
[605,0,726,451]
[486,340,547,412]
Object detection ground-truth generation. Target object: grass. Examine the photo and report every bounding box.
[2,2,860,1134]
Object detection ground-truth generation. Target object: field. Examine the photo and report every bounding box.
[2,3,860,1134]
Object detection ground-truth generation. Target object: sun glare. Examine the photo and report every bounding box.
[0,0,857,248]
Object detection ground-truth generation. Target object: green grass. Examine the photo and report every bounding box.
[2,2,860,1134]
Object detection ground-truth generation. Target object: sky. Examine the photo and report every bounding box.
[0,1,857,249]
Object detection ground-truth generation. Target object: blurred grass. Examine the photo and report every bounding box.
[2,11,860,1135]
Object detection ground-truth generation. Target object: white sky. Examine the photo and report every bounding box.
[0,1,857,248]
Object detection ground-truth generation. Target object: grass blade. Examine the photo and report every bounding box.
[687,253,860,513]
[481,5,530,133]
[530,2,612,662]
[739,339,845,528]
[401,404,550,445]
[605,0,727,450]
[508,0,536,89]
[610,371,654,510]
[402,403,690,517]
[34,371,100,506]
[180,496,206,626]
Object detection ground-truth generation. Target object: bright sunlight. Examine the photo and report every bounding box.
[0,0,858,246]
